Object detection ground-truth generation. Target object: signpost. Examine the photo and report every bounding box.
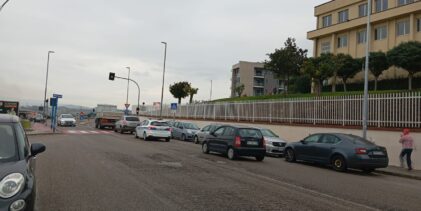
[53,94,63,98]
[49,94,62,133]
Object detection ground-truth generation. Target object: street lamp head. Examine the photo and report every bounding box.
[126,66,130,70]
[48,51,55,54]
[161,42,167,45]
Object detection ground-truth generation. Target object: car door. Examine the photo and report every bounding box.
[208,126,225,152]
[295,134,322,161]
[198,125,210,142]
[220,127,235,153]
[314,134,341,164]
[140,120,148,135]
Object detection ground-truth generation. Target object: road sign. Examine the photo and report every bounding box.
[125,103,130,109]
[53,94,63,98]
[170,103,177,110]
[50,98,58,107]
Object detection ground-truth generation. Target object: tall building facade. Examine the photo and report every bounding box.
[231,61,285,98]
[308,0,421,58]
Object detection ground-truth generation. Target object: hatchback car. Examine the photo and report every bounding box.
[114,116,141,134]
[135,119,171,142]
[171,121,200,141]
[258,128,287,157]
[0,114,46,211]
[284,133,389,172]
[193,124,221,144]
[202,125,266,161]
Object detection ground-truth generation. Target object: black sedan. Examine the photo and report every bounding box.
[0,114,46,211]
[284,133,388,172]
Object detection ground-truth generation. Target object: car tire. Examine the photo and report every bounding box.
[331,155,347,172]
[143,132,148,141]
[194,136,199,144]
[134,131,138,139]
[285,148,296,162]
[120,128,124,134]
[255,155,265,161]
[165,138,170,142]
[227,148,236,160]
[181,134,186,141]
[202,142,209,154]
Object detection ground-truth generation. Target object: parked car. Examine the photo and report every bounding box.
[171,121,200,141]
[114,116,141,134]
[0,114,46,211]
[135,119,171,142]
[258,128,287,157]
[193,124,221,144]
[202,125,266,161]
[284,133,389,173]
[34,114,45,123]
[57,114,76,127]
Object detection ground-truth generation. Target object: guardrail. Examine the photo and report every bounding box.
[141,92,421,128]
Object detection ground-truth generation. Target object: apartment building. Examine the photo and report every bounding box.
[231,61,284,97]
[308,0,421,79]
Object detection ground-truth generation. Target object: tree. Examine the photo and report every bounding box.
[301,53,335,95]
[265,37,308,93]
[234,84,245,97]
[364,52,390,91]
[336,55,362,92]
[330,54,347,92]
[188,87,199,104]
[387,41,421,90]
[169,81,191,104]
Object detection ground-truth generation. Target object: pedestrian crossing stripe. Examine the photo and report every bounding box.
[64,130,113,135]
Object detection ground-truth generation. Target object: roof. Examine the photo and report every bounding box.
[0,114,20,123]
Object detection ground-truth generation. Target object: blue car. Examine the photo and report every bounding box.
[284,133,388,173]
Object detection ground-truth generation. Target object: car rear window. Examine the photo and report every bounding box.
[125,117,140,121]
[238,128,263,138]
[346,134,374,145]
[151,121,169,126]
[0,124,17,162]
[183,123,199,130]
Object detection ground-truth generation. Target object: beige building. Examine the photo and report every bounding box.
[308,0,421,81]
[231,61,285,97]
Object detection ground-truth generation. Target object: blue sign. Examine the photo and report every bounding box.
[50,97,58,107]
[53,94,63,98]
[170,103,177,110]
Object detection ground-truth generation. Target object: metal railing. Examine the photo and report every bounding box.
[141,92,421,128]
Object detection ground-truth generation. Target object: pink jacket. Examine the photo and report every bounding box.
[399,135,414,149]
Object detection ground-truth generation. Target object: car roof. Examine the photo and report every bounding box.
[0,114,20,123]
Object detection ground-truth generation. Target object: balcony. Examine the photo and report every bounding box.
[254,82,265,87]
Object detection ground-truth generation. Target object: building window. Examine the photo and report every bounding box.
[337,35,348,48]
[321,42,331,53]
[255,68,264,77]
[418,19,421,32]
[359,4,368,17]
[357,30,367,44]
[397,0,414,6]
[375,25,387,40]
[338,10,349,23]
[322,15,332,27]
[396,20,410,36]
[375,0,388,12]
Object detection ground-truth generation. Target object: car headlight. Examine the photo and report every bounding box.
[186,129,192,134]
[0,173,25,198]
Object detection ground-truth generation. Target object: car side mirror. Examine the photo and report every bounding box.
[210,131,216,136]
[300,140,306,144]
[31,143,46,157]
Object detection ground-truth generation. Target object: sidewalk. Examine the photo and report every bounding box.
[26,122,61,136]
[376,166,421,180]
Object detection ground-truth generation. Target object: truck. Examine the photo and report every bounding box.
[94,104,123,129]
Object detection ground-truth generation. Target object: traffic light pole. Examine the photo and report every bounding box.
[112,75,140,116]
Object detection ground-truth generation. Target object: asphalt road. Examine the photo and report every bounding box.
[31,124,421,211]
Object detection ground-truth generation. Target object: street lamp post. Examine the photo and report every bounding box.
[362,0,372,139]
[125,67,131,112]
[160,42,167,118]
[0,0,11,13]
[210,80,213,101]
[43,50,55,120]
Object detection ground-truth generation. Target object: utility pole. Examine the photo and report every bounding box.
[210,80,213,101]
[362,0,372,139]
[160,42,167,117]
[43,51,55,120]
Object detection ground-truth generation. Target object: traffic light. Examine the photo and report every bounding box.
[136,107,140,115]
[109,72,115,80]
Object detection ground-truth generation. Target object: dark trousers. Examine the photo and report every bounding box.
[400,149,413,169]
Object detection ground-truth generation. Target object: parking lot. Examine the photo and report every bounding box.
[31,123,421,211]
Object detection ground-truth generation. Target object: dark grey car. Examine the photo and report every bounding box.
[284,133,389,173]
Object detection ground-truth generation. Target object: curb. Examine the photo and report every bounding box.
[27,132,62,136]
[375,169,421,181]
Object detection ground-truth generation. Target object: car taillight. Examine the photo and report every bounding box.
[166,128,171,131]
[148,126,157,130]
[234,136,241,147]
[355,148,367,154]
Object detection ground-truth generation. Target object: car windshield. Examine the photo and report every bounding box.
[238,128,263,138]
[0,124,17,162]
[151,121,169,126]
[260,129,278,137]
[125,117,140,121]
[184,123,199,130]
[347,134,374,145]
[62,114,73,118]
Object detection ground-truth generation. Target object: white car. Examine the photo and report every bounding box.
[135,120,171,142]
[58,114,76,127]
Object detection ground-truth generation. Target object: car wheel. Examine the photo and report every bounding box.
[181,134,186,141]
[285,148,296,162]
[143,132,148,141]
[331,155,347,172]
[114,128,118,132]
[165,138,170,142]
[202,142,209,154]
[227,148,236,160]
[134,131,138,139]
[120,128,124,134]
[255,155,265,161]
[194,136,199,144]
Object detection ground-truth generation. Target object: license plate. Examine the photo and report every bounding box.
[372,151,384,155]
[247,141,258,146]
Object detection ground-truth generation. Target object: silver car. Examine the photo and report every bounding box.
[171,121,200,141]
[115,116,140,134]
[135,119,171,141]
[193,124,221,144]
[259,128,287,157]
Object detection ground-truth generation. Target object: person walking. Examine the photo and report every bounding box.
[399,128,415,171]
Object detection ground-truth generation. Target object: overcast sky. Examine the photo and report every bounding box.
[0,0,325,109]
